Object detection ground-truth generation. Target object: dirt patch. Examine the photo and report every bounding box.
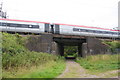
[97,70,120,78]
[57,60,119,78]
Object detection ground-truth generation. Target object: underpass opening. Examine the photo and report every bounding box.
[53,36,86,58]
[64,46,78,59]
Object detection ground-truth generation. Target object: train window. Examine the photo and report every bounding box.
[98,31,102,33]
[0,22,39,29]
[9,23,20,27]
[86,30,89,32]
[94,31,97,33]
[6,23,10,26]
[95,31,100,33]
[112,32,118,35]
[107,32,111,34]
[1,23,7,26]
[95,30,100,33]
[0,22,2,26]
[98,31,103,33]
[73,28,79,31]
[114,33,118,35]
[83,29,87,32]
[105,31,109,34]
[113,32,116,34]
[102,31,107,34]
[88,30,93,33]
[31,25,39,28]
[93,30,97,33]
[103,31,105,34]
[95,31,98,33]
[111,32,113,34]
[80,29,83,32]
[108,32,112,34]
[81,29,87,32]
[21,24,29,28]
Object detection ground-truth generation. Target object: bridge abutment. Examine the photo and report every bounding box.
[88,37,109,54]
[26,34,53,53]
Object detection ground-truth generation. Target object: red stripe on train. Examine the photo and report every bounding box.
[0,18,50,24]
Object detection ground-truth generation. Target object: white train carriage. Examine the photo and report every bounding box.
[54,23,119,38]
[0,19,50,33]
[0,18,119,38]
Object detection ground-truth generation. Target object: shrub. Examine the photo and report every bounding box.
[103,41,120,53]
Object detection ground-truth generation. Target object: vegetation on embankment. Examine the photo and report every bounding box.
[76,54,120,73]
[2,32,65,78]
[103,40,120,53]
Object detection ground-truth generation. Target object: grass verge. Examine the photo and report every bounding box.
[3,60,65,79]
[76,54,120,74]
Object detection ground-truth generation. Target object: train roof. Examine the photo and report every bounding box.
[0,18,50,24]
[0,18,119,32]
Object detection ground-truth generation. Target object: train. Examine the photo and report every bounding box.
[0,18,119,38]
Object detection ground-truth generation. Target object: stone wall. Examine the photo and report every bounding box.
[25,34,64,55]
[25,34,53,53]
[86,37,110,56]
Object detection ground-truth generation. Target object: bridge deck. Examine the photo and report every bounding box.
[53,34,86,46]
[53,34,86,39]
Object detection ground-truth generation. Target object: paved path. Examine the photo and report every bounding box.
[57,60,119,78]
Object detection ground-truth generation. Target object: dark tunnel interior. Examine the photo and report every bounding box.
[53,37,86,59]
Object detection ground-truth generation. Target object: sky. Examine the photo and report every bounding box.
[1,0,120,29]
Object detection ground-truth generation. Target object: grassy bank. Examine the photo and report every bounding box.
[2,32,65,78]
[3,60,65,78]
[76,54,120,73]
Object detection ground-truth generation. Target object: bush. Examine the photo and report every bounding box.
[103,41,120,53]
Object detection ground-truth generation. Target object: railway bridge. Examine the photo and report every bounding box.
[26,33,110,57]
[0,19,118,57]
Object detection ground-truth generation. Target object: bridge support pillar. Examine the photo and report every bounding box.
[58,43,64,56]
[51,42,58,55]
[82,43,88,57]
[78,44,83,57]
[51,42,64,56]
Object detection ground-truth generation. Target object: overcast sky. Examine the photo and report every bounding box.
[1,0,120,29]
